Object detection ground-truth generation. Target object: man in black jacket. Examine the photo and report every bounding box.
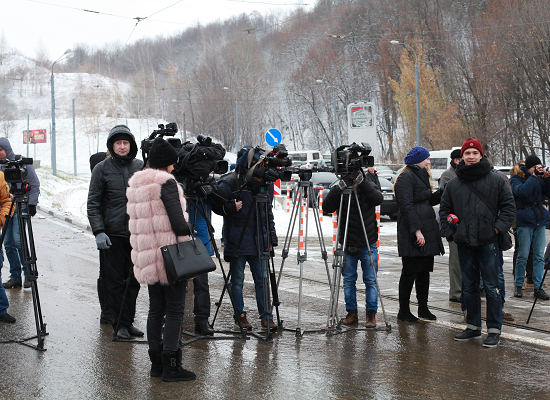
[87,125,144,340]
[323,168,383,328]
[439,138,515,348]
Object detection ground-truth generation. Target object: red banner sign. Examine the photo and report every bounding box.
[23,129,47,144]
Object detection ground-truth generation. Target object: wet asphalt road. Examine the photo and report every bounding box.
[1,213,550,399]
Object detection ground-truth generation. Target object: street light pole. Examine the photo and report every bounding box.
[51,49,74,176]
[390,40,421,146]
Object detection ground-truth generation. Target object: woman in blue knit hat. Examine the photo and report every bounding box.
[393,146,445,322]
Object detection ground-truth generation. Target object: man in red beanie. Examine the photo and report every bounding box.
[439,138,515,348]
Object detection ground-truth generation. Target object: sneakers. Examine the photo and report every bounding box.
[483,333,500,348]
[3,279,22,289]
[23,279,31,288]
[261,318,278,331]
[342,309,358,325]
[513,286,523,298]
[365,310,376,328]
[234,313,252,331]
[534,288,550,300]
[454,328,482,341]
[0,313,16,323]
[502,310,515,321]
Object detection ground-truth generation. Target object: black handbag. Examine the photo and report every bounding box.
[161,232,216,284]
[464,181,514,251]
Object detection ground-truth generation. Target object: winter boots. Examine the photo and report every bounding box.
[161,349,196,382]
[148,350,163,377]
[365,310,376,328]
[342,309,358,325]
[97,278,113,324]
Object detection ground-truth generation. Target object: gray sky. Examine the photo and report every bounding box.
[1,0,310,59]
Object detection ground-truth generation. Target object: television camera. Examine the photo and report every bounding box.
[0,157,33,195]
[245,144,293,186]
[332,142,374,176]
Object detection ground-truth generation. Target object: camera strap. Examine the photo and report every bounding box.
[244,152,265,184]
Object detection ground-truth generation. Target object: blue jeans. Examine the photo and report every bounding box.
[229,255,271,320]
[0,257,8,315]
[515,225,545,289]
[4,213,26,281]
[343,244,378,312]
[457,241,502,333]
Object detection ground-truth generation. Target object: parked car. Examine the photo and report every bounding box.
[374,165,396,182]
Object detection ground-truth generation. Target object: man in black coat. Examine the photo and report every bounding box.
[439,138,515,348]
[323,168,383,328]
[87,125,145,340]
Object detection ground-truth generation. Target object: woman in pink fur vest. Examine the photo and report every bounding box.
[126,137,196,383]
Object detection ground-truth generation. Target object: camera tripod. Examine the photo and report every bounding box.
[326,186,391,335]
[212,185,282,343]
[0,192,48,351]
[181,192,249,345]
[277,177,332,340]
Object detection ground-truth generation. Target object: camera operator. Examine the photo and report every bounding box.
[323,166,383,328]
[175,138,242,336]
[0,138,41,290]
[217,146,279,331]
[87,125,144,340]
[510,155,550,300]
[0,170,16,322]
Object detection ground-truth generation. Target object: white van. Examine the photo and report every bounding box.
[429,147,461,184]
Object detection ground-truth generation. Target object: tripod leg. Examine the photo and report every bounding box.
[277,186,301,287]
[527,264,549,324]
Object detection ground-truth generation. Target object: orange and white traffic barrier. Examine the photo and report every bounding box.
[319,191,323,222]
[286,182,290,213]
[332,211,338,255]
[376,205,381,263]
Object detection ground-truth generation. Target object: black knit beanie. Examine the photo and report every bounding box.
[525,155,542,170]
[149,138,178,168]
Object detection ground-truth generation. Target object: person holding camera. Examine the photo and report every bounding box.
[87,125,144,340]
[394,146,444,323]
[0,138,41,290]
[510,155,550,300]
[175,139,241,336]
[217,146,278,331]
[323,167,383,327]
[127,138,196,382]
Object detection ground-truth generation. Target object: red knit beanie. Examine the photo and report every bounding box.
[461,138,483,157]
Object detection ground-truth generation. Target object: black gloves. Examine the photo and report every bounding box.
[198,184,213,197]
[264,168,280,183]
[28,205,36,216]
[338,170,362,190]
[270,231,278,247]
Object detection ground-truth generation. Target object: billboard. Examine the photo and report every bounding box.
[23,129,47,144]
[347,102,377,154]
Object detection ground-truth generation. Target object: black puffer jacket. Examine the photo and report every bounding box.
[87,126,144,238]
[439,157,515,247]
[323,173,383,246]
[394,165,444,257]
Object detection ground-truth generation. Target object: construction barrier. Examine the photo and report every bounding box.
[286,181,291,213]
[376,205,381,263]
[319,191,323,222]
[332,211,338,255]
[299,198,306,250]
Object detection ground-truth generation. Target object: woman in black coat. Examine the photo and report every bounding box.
[394,146,444,322]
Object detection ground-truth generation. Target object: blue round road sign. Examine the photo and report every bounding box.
[265,128,282,147]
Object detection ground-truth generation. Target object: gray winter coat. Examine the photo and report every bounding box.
[0,137,40,206]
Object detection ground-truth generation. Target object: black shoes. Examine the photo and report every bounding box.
[397,310,419,323]
[194,321,214,336]
[128,325,144,336]
[449,298,461,303]
[161,349,196,382]
[0,313,16,323]
[418,307,437,320]
[454,328,482,341]
[23,279,31,288]
[483,333,500,348]
[514,286,523,298]
[3,279,22,289]
[116,328,131,339]
[535,288,550,300]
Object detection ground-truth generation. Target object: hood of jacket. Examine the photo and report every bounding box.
[0,138,16,160]
[106,125,139,163]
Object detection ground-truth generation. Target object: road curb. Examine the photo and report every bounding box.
[37,204,92,232]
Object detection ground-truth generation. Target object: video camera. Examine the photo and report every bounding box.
[0,157,33,194]
[245,144,292,186]
[332,142,374,176]
[141,122,181,156]
[177,135,228,180]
